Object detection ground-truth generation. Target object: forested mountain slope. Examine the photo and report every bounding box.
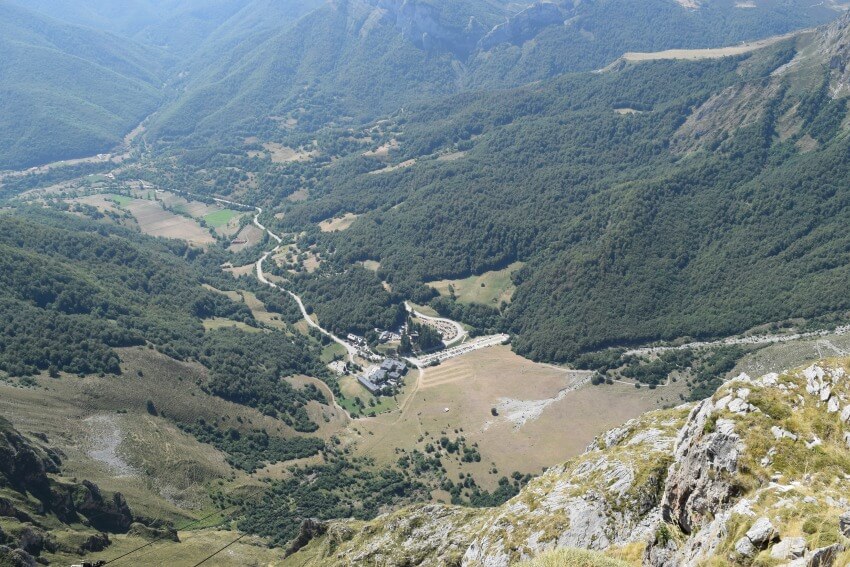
[466,0,844,88]
[0,207,329,428]
[0,2,168,169]
[6,0,254,56]
[268,13,850,363]
[147,0,842,143]
[0,0,842,169]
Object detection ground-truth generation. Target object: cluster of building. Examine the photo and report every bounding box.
[357,358,408,396]
[377,328,402,343]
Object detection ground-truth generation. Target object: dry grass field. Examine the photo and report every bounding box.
[437,151,467,161]
[124,199,214,245]
[286,188,309,202]
[262,142,318,163]
[348,346,681,489]
[734,329,850,378]
[362,139,399,159]
[0,344,348,523]
[203,317,261,333]
[620,32,793,63]
[368,158,416,174]
[228,223,263,251]
[81,529,285,567]
[430,262,523,306]
[318,212,360,232]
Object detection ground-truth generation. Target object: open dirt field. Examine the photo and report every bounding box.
[430,262,523,306]
[437,151,467,161]
[362,139,399,159]
[262,142,318,163]
[286,188,309,202]
[620,32,795,63]
[203,317,261,333]
[369,159,416,174]
[348,345,682,489]
[614,107,645,115]
[228,223,263,251]
[124,199,214,245]
[319,212,360,232]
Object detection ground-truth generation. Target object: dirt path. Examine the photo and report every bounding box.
[624,324,850,357]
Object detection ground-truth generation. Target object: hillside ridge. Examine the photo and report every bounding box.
[285,359,850,566]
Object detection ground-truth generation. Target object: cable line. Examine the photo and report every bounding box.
[102,507,237,565]
[189,533,248,566]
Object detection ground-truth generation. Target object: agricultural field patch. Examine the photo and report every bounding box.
[203,208,240,228]
[319,212,360,232]
[228,223,263,251]
[123,199,215,245]
[262,142,319,163]
[203,317,261,333]
[286,188,309,202]
[430,262,523,306]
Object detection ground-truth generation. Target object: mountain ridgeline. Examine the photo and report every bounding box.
[1,0,843,166]
[4,1,850,566]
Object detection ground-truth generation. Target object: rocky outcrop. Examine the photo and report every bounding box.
[0,417,58,502]
[287,407,689,566]
[0,546,37,567]
[287,359,850,567]
[0,416,166,564]
[478,2,564,50]
[361,0,487,56]
[285,519,328,557]
[646,364,850,566]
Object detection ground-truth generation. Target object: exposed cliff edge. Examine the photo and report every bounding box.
[285,360,850,566]
[0,416,162,566]
[478,2,564,51]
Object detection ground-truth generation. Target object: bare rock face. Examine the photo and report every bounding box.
[286,361,850,567]
[840,511,850,537]
[285,519,328,557]
[478,2,564,50]
[646,364,850,567]
[366,0,487,55]
[734,517,778,558]
[0,546,37,567]
[659,399,743,536]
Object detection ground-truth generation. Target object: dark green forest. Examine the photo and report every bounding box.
[0,208,330,430]
[258,43,850,363]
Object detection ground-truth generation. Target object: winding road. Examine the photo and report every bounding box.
[211,197,359,364]
[404,301,467,346]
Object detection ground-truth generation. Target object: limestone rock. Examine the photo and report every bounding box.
[745,517,778,547]
[807,543,844,567]
[735,535,756,557]
[286,519,327,557]
[840,510,850,537]
[0,546,37,567]
[771,536,807,560]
